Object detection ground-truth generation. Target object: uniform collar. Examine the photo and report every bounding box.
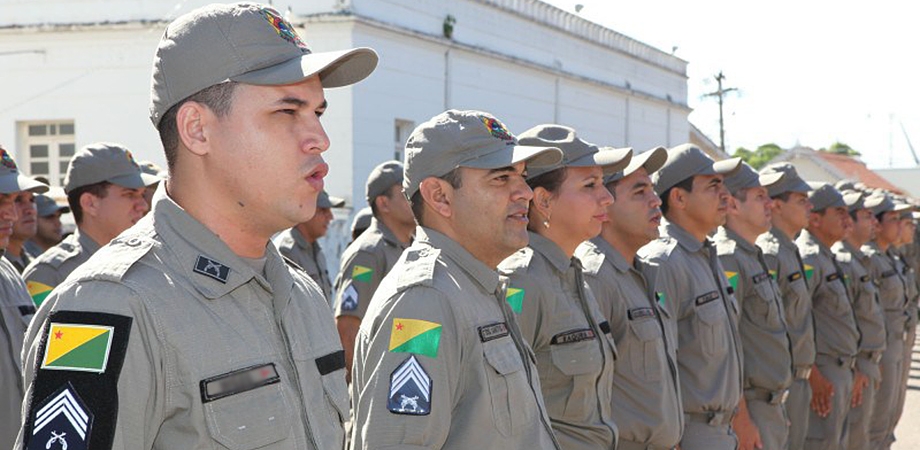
[290,228,320,257]
[369,218,409,250]
[841,240,865,258]
[73,228,101,255]
[528,232,573,273]
[769,226,797,249]
[719,226,758,253]
[800,229,835,259]
[416,226,500,295]
[589,236,631,274]
[663,220,707,253]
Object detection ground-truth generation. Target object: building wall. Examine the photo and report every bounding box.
[784,156,838,184]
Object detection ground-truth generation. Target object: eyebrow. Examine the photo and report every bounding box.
[631,181,651,191]
[487,166,517,175]
[274,97,329,110]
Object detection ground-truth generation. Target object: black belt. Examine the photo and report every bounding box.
[794,365,812,380]
[617,440,676,450]
[858,351,883,364]
[815,353,856,369]
[685,410,734,426]
[744,387,790,405]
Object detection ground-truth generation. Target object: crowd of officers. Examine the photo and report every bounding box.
[1,2,919,450]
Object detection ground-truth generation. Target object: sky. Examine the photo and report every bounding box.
[542,0,919,169]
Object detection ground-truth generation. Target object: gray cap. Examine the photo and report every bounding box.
[867,193,911,216]
[516,124,632,179]
[403,110,563,199]
[316,190,345,209]
[724,161,784,194]
[759,162,812,198]
[35,194,70,216]
[351,206,373,234]
[652,143,742,195]
[63,142,160,194]
[835,179,857,192]
[366,161,403,202]
[149,2,378,127]
[840,190,865,212]
[0,149,49,195]
[808,182,846,212]
[138,160,167,180]
[604,146,667,184]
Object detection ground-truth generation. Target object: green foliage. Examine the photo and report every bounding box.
[821,142,861,156]
[732,143,783,169]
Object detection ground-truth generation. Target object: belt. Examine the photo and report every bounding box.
[616,440,676,450]
[794,365,812,380]
[744,387,790,405]
[685,410,735,426]
[858,351,883,365]
[815,353,856,369]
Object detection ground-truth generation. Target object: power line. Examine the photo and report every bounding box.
[702,71,737,153]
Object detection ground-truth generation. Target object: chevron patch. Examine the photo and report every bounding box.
[27,382,92,450]
[388,355,431,415]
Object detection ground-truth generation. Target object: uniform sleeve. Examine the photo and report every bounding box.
[15,280,163,450]
[335,250,385,320]
[350,286,460,450]
[22,262,64,306]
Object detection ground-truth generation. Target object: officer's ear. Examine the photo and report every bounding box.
[175,101,212,157]
[667,186,688,212]
[419,177,453,219]
[531,186,554,221]
[79,188,105,219]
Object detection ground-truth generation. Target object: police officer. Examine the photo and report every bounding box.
[350,109,563,449]
[890,204,918,437]
[15,3,378,449]
[833,190,886,450]
[500,125,629,449]
[4,185,40,272]
[577,146,684,450]
[350,206,372,241]
[0,148,48,450]
[755,162,815,450]
[334,161,413,378]
[715,162,793,450]
[796,183,860,450]
[275,190,345,302]
[22,142,157,305]
[638,144,743,450]
[23,194,69,257]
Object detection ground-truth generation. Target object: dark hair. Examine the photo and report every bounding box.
[731,188,749,202]
[526,167,566,195]
[157,81,238,171]
[67,181,111,224]
[370,183,401,218]
[409,168,463,225]
[660,176,694,216]
[771,191,793,202]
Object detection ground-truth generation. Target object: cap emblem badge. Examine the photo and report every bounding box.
[261,8,309,50]
[480,117,514,141]
[0,149,18,170]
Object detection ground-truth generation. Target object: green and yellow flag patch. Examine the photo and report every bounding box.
[724,271,739,292]
[352,265,373,282]
[804,264,814,281]
[27,281,54,306]
[41,323,114,373]
[389,318,442,358]
[769,270,777,280]
[506,287,525,313]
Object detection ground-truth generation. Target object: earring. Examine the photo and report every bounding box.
[543,216,551,229]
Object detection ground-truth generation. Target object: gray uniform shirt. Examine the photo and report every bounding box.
[862,242,909,340]
[638,221,743,416]
[333,218,407,320]
[0,256,35,450]
[499,232,618,450]
[757,228,816,371]
[833,241,886,378]
[22,229,100,305]
[894,247,919,330]
[715,227,793,393]
[15,190,348,450]
[351,227,559,450]
[576,237,682,448]
[274,227,333,303]
[796,230,860,358]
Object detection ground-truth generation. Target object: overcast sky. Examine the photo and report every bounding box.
[543,0,918,169]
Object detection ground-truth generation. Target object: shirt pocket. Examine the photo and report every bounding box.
[695,299,729,359]
[204,383,293,450]
[549,337,603,421]
[482,337,537,437]
[750,281,783,330]
[627,317,663,382]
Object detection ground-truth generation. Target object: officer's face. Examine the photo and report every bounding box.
[205,76,329,235]
[684,174,729,233]
[813,206,849,243]
[539,165,612,248]
[877,211,902,245]
[12,191,37,240]
[0,193,20,249]
[851,208,877,244]
[384,184,416,228]
[772,191,811,233]
[901,218,916,245]
[731,186,773,234]
[299,206,333,240]
[91,185,149,241]
[36,211,64,245]
[606,168,661,247]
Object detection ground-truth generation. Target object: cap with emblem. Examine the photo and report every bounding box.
[516,124,632,179]
[366,161,404,203]
[840,190,866,212]
[604,146,667,184]
[317,190,345,209]
[149,2,378,127]
[351,206,373,235]
[759,162,812,198]
[724,161,784,194]
[866,193,911,216]
[652,143,742,195]
[403,110,563,199]
[807,182,846,212]
[63,143,160,194]
[35,194,70,217]
[0,148,49,195]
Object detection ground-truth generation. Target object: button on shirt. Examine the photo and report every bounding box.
[350,227,560,450]
[333,218,407,320]
[274,227,334,303]
[500,232,618,450]
[638,220,743,416]
[715,227,793,393]
[833,241,886,378]
[15,189,348,450]
[0,256,35,450]
[577,237,682,449]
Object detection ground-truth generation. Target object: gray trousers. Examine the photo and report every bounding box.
[806,360,853,450]
[747,399,788,450]
[846,364,880,450]
[680,421,737,450]
[787,378,811,450]
[870,335,904,450]
[891,325,916,439]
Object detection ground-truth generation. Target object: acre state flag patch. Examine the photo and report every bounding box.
[41,323,114,373]
[724,271,739,292]
[27,281,54,306]
[389,318,442,358]
[352,265,374,282]
[506,287,525,313]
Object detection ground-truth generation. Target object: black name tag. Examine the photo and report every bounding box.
[694,290,720,306]
[826,273,841,282]
[753,272,770,284]
[628,307,656,320]
[881,270,898,279]
[316,350,345,376]
[478,322,509,342]
[19,305,35,316]
[551,328,596,345]
[860,275,872,283]
[788,272,803,282]
[200,363,280,403]
[599,321,611,334]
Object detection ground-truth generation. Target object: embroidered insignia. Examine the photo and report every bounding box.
[551,328,596,345]
[341,284,358,311]
[352,265,374,282]
[388,355,431,415]
[769,269,777,280]
[788,271,803,282]
[27,281,54,306]
[316,350,345,376]
[200,363,280,403]
[724,271,739,292]
[26,382,92,450]
[826,273,841,282]
[656,292,665,306]
[41,323,114,373]
[628,307,656,320]
[260,7,309,50]
[804,264,814,280]
[194,255,230,283]
[0,148,18,170]
[389,318,442,358]
[478,322,509,342]
[505,287,525,313]
[694,290,720,306]
[752,272,770,284]
[480,116,515,141]
[599,320,611,334]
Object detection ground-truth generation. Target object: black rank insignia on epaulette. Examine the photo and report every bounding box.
[388,355,431,415]
[194,255,230,283]
[26,382,92,450]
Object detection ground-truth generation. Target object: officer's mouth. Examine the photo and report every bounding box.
[507,209,529,225]
[305,163,329,191]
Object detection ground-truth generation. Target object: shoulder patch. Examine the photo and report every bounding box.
[340,284,359,311]
[388,355,431,415]
[352,265,374,282]
[389,318,442,358]
[193,255,230,283]
[803,264,815,280]
[27,281,54,306]
[26,382,92,450]
[505,287,525,313]
[724,271,739,291]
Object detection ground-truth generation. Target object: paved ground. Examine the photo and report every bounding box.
[892,335,919,450]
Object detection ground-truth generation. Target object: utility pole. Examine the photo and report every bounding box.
[703,71,738,153]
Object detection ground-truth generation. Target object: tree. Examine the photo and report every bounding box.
[732,143,783,169]
[821,141,861,156]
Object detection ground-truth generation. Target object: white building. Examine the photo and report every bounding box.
[1,0,690,270]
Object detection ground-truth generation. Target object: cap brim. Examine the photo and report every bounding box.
[232,47,379,88]
[712,157,743,175]
[323,196,346,208]
[0,174,49,194]
[758,171,785,188]
[570,147,633,176]
[604,146,666,184]
[108,172,148,189]
[463,145,563,172]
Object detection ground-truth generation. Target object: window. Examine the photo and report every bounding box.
[394,119,414,162]
[17,121,75,186]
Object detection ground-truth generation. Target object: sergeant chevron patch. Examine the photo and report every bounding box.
[388,355,431,415]
[27,382,92,450]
